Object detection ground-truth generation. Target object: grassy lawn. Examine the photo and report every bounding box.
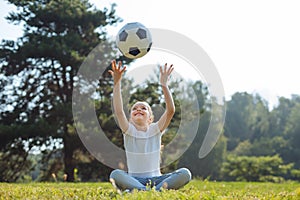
[0,180,300,199]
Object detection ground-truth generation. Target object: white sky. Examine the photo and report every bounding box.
[1,0,300,108]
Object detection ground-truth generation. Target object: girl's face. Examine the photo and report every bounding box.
[130,102,153,124]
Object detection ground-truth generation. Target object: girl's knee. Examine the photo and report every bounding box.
[110,169,125,179]
[177,168,192,182]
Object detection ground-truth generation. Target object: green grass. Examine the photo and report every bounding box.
[0,180,300,200]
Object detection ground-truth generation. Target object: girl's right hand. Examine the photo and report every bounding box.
[108,60,127,84]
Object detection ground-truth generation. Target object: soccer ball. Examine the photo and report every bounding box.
[116,22,152,59]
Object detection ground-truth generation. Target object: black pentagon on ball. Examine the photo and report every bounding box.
[147,42,152,52]
[119,30,128,41]
[129,47,141,56]
[136,28,147,39]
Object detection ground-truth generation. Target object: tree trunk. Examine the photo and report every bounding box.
[63,135,76,182]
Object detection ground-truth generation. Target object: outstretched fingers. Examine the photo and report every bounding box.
[164,63,167,73]
[116,60,126,72]
[167,64,174,75]
[112,60,117,70]
[160,63,174,75]
[109,60,126,75]
[116,61,121,70]
[160,63,174,86]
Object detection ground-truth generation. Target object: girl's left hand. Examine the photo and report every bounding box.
[160,63,174,86]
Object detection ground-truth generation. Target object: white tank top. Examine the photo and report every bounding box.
[123,122,162,177]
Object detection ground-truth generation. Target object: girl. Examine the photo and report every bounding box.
[108,60,191,191]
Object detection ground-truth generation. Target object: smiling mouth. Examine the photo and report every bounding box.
[134,113,144,116]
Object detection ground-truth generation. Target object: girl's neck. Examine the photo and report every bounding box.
[131,121,149,132]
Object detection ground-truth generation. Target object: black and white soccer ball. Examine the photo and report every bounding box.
[116,22,152,59]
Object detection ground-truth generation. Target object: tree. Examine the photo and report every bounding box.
[177,81,227,180]
[221,155,294,182]
[224,92,270,150]
[0,0,120,181]
[283,99,300,168]
[232,137,288,157]
[269,97,295,137]
[268,95,300,167]
[0,138,33,182]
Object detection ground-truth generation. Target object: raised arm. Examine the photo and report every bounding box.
[108,60,129,133]
[157,63,175,132]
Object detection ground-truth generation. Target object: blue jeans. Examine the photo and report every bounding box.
[110,168,192,191]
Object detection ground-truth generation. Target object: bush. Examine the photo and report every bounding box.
[259,175,285,183]
[221,154,294,182]
[291,169,300,180]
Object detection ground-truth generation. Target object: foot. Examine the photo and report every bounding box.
[109,178,122,195]
[162,182,168,189]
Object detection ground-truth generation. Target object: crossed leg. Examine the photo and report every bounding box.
[109,168,192,191]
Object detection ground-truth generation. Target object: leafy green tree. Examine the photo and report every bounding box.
[224,92,270,150]
[283,100,300,168]
[221,155,294,182]
[269,97,295,137]
[232,137,288,157]
[0,0,120,181]
[177,81,227,180]
[268,95,300,167]
[0,138,32,182]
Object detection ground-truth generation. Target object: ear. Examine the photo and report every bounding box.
[148,116,154,124]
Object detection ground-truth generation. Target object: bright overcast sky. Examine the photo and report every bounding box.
[1,0,300,108]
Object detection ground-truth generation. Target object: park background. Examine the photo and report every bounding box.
[0,0,300,184]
